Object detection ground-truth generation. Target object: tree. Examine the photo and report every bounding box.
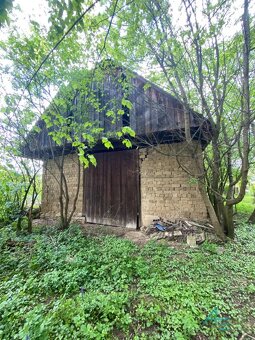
[0,106,41,233]
[0,5,135,230]
[103,0,254,238]
[1,0,254,236]
[0,0,14,27]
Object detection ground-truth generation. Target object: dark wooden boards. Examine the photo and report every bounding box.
[83,149,139,228]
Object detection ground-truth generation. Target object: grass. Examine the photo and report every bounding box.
[236,194,254,216]
[0,223,255,339]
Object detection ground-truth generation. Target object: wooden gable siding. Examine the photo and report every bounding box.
[129,76,182,135]
[79,73,205,135]
[88,74,124,133]
[22,70,210,159]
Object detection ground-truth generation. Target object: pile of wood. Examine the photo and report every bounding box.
[141,218,217,247]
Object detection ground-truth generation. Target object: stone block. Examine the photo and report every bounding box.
[187,234,198,248]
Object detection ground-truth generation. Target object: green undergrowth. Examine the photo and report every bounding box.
[0,224,255,339]
[236,194,254,216]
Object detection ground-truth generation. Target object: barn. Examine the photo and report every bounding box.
[23,66,212,229]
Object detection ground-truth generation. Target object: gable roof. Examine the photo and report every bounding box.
[22,68,212,159]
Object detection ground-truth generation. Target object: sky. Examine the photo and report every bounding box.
[14,0,49,34]
[0,0,250,112]
[12,0,250,38]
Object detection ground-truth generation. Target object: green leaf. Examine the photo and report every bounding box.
[143,83,151,91]
[33,126,41,133]
[102,137,113,149]
[121,99,133,110]
[79,154,89,168]
[88,154,97,166]
[117,109,124,116]
[122,126,135,137]
[106,110,115,118]
[122,139,132,148]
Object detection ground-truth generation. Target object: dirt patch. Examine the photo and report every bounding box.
[33,218,206,248]
[79,224,193,248]
[124,230,150,245]
[33,219,151,245]
[80,224,150,245]
[81,224,127,238]
[33,218,58,227]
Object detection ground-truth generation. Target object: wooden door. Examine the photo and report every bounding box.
[83,149,139,228]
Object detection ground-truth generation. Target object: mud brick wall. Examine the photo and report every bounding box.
[41,142,208,226]
[139,142,208,226]
[41,154,83,218]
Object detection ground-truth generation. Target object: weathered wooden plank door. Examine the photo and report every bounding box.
[83,149,139,228]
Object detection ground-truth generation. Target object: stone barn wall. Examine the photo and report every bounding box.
[139,142,208,226]
[41,154,83,218]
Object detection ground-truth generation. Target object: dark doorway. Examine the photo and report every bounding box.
[83,149,139,228]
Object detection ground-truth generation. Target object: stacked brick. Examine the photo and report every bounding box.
[41,154,83,218]
[139,142,208,226]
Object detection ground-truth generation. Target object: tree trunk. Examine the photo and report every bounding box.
[192,147,225,240]
[197,175,226,241]
[16,218,22,234]
[27,208,33,234]
[248,208,255,224]
[27,217,33,233]
[180,143,226,241]
[224,204,234,239]
[52,148,81,231]
[224,0,251,239]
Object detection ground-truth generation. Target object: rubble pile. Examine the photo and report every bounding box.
[141,218,217,247]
